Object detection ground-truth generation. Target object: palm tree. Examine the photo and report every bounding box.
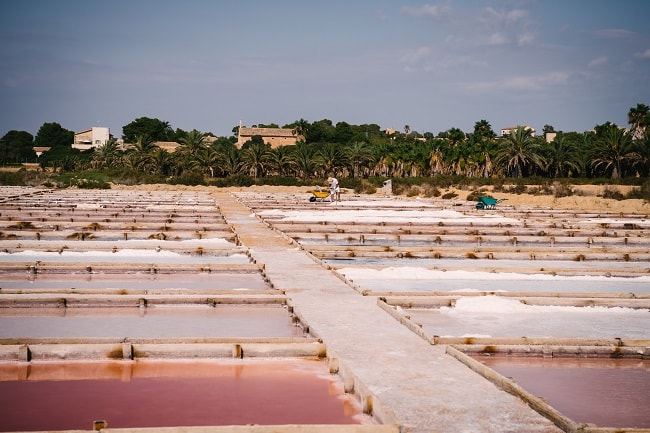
[315,143,345,177]
[240,141,272,178]
[444,127,466,146]
[290,142,318,179]
[178,129,207,156]
[544,134,583,178]
[150,147,175,176]
[590,123,636,179]
[344,141,374,178]
[471,119,496,141]
[126,134,157,173]
[627,103,649,140]
[370,142,396,177]
[217,146,242,177]
[291,119,310,142]
[91,138,122,169]
[429,147,446,175]
[269,145,295,176]
[190,147,220,178]
[631,136,650,177]
[494,126,546,177]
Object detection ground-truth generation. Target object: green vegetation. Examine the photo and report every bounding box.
[1,105,649,201]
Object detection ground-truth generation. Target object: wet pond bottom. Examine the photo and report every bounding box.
[0,305,303,339]
[0,272,270,291]
[0,359,367,432]
[475,356,650,428]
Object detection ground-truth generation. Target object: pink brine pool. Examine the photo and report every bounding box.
[0,359,368,431]
[476,356,650,428]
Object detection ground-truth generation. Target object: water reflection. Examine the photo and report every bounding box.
[0,359,367,431]
[476,356,650,428]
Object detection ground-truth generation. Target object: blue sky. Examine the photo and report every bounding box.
[1,0,649,139]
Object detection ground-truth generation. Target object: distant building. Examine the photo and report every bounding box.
[72,127,112,150]
[32,147,51,158]
[154,141,182,153]
[500,125,535,137]
[545,132,557,143]
[153,135,217,153]
[236,126,299,148]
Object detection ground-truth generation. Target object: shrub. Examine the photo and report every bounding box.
[422,184,441,197]
[626,180,650,201]
[553,182,574,198]
[352,180,377,194]
[209,175,254,187]
[441,192,458,200]
[406,186,420,197]
[76,178,111,189]
[602,187,625,201]
[169,171,206,186]
[465,190,482,202]
[504,183,527,194]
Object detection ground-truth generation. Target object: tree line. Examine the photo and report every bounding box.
[1,105,649,185]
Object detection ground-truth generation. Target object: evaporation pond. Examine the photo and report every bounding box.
[0,272,270,291]
[0,359,367,431]
[0,305,302,338]
[404,296,650,339]
[476,356,650,428]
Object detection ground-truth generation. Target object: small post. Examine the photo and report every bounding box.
[122,343,133,360]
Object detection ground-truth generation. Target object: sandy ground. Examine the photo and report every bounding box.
[110,183,650,214]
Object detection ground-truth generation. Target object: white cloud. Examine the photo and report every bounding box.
[588,56,608,68]
[487,32,507,45]
[401,4,451,19]
[401,4,537,50]
[474,6,536,48]
[400,46,431,68]
[506,9,528,22]
[516,32,535,46]
[634,48,650,59]
[467,71,571,92]
[506,72,570,90]
[595,28,635,39]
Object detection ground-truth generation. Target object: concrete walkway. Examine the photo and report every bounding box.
[215,192,563,433]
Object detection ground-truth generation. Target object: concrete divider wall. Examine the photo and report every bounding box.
[0,339,327,362]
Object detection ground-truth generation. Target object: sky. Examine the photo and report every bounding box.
[1,0,650,139]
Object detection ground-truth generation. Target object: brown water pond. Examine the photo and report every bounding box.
[0,305,303,338]
[0,359,368,431]
[475,356,650,428]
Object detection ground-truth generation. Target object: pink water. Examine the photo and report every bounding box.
[477,356,650,428]
[0,305,303,338]
[0,359,365,431]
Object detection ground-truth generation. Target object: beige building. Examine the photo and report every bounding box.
[72,127,112,150]
[153,141,182,153]
[236,127,299,148]
[500,125,535,137]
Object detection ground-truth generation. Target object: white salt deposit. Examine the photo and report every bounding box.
[338,266,650,283]
[409,296,650,339]
[256,207,519,225]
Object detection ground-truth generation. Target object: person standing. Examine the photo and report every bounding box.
[328,177,341,202]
